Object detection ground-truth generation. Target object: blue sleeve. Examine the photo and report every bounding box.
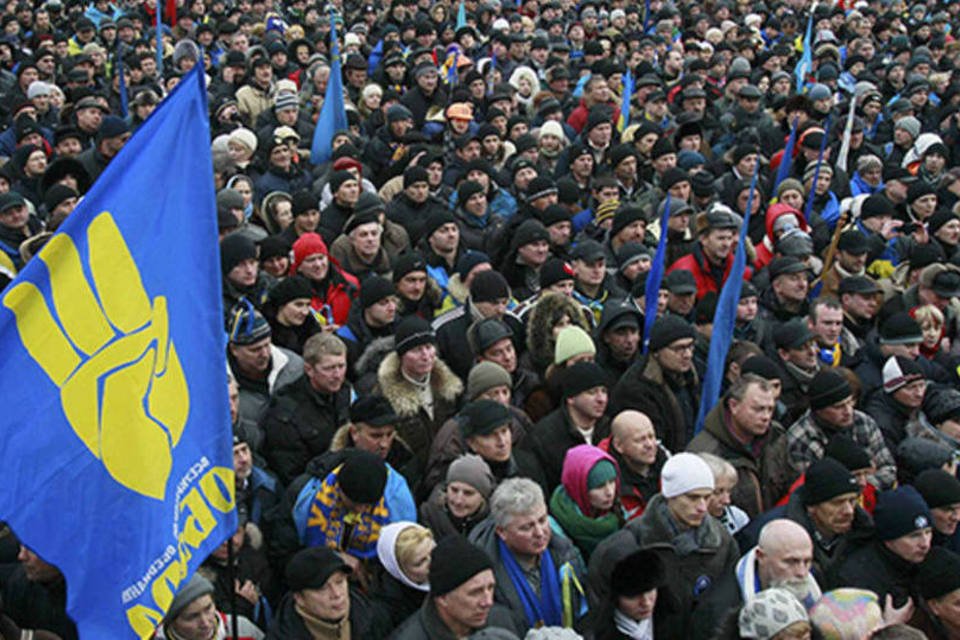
[385,468,417,522]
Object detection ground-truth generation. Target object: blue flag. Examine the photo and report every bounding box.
[310,12,349,165]
[771,117,799,198]
[694,167,759,434]
[642,194,670,354]
[803,116,832,224]
[617,69,633,133]
[794,9,814,91]
[117,51,129,119]
[0,65,236,638]
[456,0,466,29]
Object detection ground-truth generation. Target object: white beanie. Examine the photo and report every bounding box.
[539,120,566,143]
[229,127,258,153]
[661,452,715,498]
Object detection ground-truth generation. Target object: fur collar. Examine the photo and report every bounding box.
[378,351,463,416]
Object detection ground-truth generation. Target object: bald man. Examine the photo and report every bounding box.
[692,519,821,640]
[599,410,668,520]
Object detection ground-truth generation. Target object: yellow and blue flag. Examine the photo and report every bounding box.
[642,194,670,354]
[0,65,236,637]
[310,11,349,165]
[794,6,815,92]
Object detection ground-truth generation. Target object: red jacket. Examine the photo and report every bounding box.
[310,268,359,327]
[754,203,810,271]
[667,245,752,300]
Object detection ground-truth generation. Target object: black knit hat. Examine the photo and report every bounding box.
[511,219,550,251]
[429,535,494,596]
[460,399,512,438]
[468,317,513,355]
[258,235,291,261]
[661,167,691,191]
[879,312,923,345]
[470,270,511,303]
[824,434,872,471]
[610,205,645,239]
[808,369,852,410]
[648,315,696,352]
[802,457,860,506]
[392,252,427,282]
[349,395,399,427]
[268,275,312,307]
[541,204,572,227]
[915,469,960,509]
[612,549,666,597]
[924,388,960,425]
[329,169,356,194]
[540,258,576,288]
[918,547,960,600]
[525,176,557,202]
[860,194,895,220]
[338,450,388,504]
[394,315,436,356]
[228,302,272,345]
[292,189,318,216]
[561,361,609,398]
[343,210,380,236]
[403,165,429,188]
[740,355,783,383]
[423,210,457,239]
[458,180,486,206]
[220,232,258,275]
[360,275,396,309]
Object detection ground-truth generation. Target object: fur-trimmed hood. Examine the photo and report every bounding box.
[329,423,413,453]
[525,292,592,373]
[377,351,463,417]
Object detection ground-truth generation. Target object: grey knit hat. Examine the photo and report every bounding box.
[467,361,512,400]
[446,453,496,499]
[738,588,809,639]
[165,574,215,622]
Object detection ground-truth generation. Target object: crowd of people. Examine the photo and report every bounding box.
[2,0,960,637]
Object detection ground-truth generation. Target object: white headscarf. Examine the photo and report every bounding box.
[376,522,431,592]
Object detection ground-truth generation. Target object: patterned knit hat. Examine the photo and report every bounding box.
[738,588,809,640]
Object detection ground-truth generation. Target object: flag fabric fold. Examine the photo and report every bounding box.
[0,64,236,638]
[771,117,799,198]
[794,4,816,92]
[694,166,759,433]
[310,12,349,165]
[642,194,670,354]
[618,70,633,133]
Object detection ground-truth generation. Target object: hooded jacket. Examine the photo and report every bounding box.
[754,203,812,271]
[550,445,623,558]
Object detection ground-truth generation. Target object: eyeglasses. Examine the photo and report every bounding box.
[665,341,695,354]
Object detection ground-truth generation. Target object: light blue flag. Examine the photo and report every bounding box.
[456,0,467,29]
[642,194,670,354]
[694,166,758,434]
[0,65,236,638]
[310,12,349,165]
[617,69,633,133]
[794,9,814,91]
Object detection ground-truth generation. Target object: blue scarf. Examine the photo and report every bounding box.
[498,538,562,628]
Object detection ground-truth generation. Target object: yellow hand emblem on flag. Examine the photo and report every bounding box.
[2,212,189,500]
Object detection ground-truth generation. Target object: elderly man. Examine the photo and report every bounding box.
[827,486,933,605]
[786,368,897,489]
[589,453,738,638]
[742,457,874,580]
[469,478,586,632]
[610,315,701,452]
[268,547,388,639]
[693,519,821,639]
[688,374,795,518]
[392,535,520,638]
[155,574,263,639]
[261,333,351,485]
[599,410,667,520]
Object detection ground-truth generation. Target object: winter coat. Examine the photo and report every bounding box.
[231,345,304,425]
[754,204,812,271]
[551,445,625,558]
[236,82,274,126]
[0,565,77,640]
[863,389,931,451]
[667,242,753,300]
[468,517,588,633]
[260,375,353,486]
[305,267,360,328]
[267,588,390,640]
[375,351,463,481]
[596,437,666,521]
[328,424,420,494]
[825,540,923,607]
[609,354,700,453]
[335,303,396,376]
[785,409,897,490]
[687,404,796,518]
[389,598,520,640]
[526,407,612,493]
[738,487,874,582]
[237,465,282,528]
[433,301,525,382]
[588,494,739,640]
[386,192,446,240]
[198,524,276,631]
[329,234,393,281]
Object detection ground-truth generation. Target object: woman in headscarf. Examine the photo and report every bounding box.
[374,522,434,627]
[550,444,624,558]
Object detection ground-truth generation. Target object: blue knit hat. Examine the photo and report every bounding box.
[873,486,932,541]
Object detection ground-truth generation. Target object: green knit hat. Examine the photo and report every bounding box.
[587,460,618,490]
[554,326,596,365]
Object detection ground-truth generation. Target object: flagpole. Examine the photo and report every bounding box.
[835,97,857,174]
[156,0,163,83]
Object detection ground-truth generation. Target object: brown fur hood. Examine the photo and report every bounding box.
[526,292,592,370]
[377,351,463,416]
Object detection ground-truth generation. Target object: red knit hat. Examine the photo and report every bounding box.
[290,232,328,274]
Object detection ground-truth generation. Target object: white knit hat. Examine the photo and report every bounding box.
[661,452,715,498]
